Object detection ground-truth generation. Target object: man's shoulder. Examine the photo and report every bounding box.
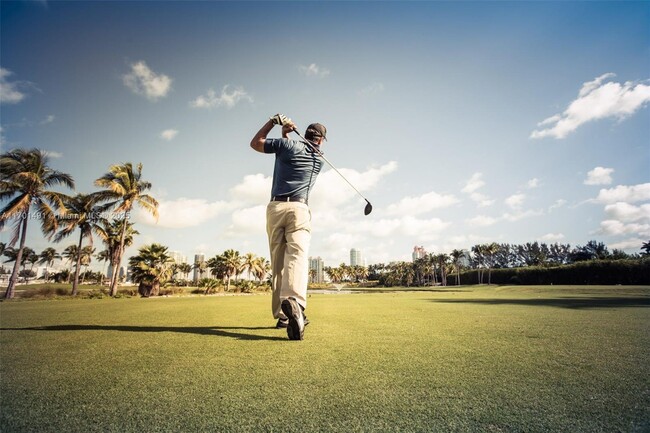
[265,138,304,154]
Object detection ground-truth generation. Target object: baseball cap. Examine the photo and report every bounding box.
[305,123,327,141]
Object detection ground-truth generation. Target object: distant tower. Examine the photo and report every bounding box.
[412,246,426,262]
[350,248,363,267]
[309,257,324,283]
[193,254,205,282]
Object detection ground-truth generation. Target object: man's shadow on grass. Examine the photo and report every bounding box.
[0,324,287,341]
[430,296,650,309]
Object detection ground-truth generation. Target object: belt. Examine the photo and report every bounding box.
[271,196,308,204]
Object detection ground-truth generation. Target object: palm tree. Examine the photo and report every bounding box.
[451,249,463,286]
[242,253,257,281]
[95,162,158,296]
[177,262,192,283]
[79,246,95,284]
[0,148,74,298]
[95,219,138,289]
[62,245,78,282]
[484,242,499,285]
[128,243,173,297]
[221,249,241,291]
[642,240,650,256]
[96,249,110,280]
[38,247,61,282]
[26,249,39,280]
[193,260,208,282]
[253,257,270,283]
[53,193,109,295]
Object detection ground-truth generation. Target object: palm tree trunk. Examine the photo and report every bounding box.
[72,233,83,296]
[5,217,29,299]
[110,218,128,297]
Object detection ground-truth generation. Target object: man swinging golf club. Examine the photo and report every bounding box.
[250,114,327,341]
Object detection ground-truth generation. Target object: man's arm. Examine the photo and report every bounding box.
[250,119,275,153]
[250,116,297,153]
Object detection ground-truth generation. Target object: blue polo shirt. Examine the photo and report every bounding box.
[264,138,323,201]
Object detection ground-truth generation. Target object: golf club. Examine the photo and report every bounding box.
[292,128,373,216]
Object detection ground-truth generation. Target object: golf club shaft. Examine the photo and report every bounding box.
[292,129,369,202]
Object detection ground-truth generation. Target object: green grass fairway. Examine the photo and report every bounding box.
[1,286,649,432]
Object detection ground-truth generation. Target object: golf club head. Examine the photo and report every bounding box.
[364,200,373,216]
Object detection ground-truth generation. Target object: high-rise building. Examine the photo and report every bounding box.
[169,251,187,264]
[350,248,363,267]
[309,257,324,283]
[193,254,205,282]
[412,246,426,261]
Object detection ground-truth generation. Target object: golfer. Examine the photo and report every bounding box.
[250,114,327,341]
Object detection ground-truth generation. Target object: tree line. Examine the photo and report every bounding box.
[0,148,158,299]
[368,241,649,287]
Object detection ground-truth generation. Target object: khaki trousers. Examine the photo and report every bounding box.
[266,201,311,319]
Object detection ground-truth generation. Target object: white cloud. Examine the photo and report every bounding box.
[594,183,650,204]
[137,197,232,228]
[462,172,485,194]
[229,173,272,204]
[540,233,565,242]
[123,61,172,101]
[160,129,179,141]
[386,191,459,216]
[190,85,252,109]
[505,193,526,210]
[584,166,614,185]
[359,82,384,96]
[604,202,650,223]
[526,178,540,189]
[40,115,55,125]
[597,220,650,237]
[0,68,27,104]
[609,237,646,251]
[310,161,397,211]
[354,216,450,240]
[226,205,267,236]
[548,199,567,212]
[465,215,498,227]
[531,73,650,139]
[502,209,544,222]
[299,63,330,78]
[462,172,494,207]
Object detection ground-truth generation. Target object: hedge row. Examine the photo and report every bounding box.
[461,259,650,285]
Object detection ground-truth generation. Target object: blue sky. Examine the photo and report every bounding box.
[1,1,649,269]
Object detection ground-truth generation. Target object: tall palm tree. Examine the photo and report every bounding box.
[484,242,499,285]
[95,162,158,296]
[79,246,95,284]
[253,257,270,283]
[221,249,241,291]
[451,249,463,286]
[53,193,109,295]
[96,249,110,280]
[177,262,192,283]
[38,247,61,282]
[95,218,138,290]
[128,243,173,297]
[0,148,74,298]
[436,254,450,286]
[61,245,79,283]
[242,253,257,281]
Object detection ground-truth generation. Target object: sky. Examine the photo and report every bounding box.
[1,0,649,271]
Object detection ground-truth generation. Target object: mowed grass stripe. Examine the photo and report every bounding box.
[1,286,648,432]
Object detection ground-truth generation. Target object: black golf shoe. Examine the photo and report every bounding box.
[281,297,305,341]
[276,315,309,329]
